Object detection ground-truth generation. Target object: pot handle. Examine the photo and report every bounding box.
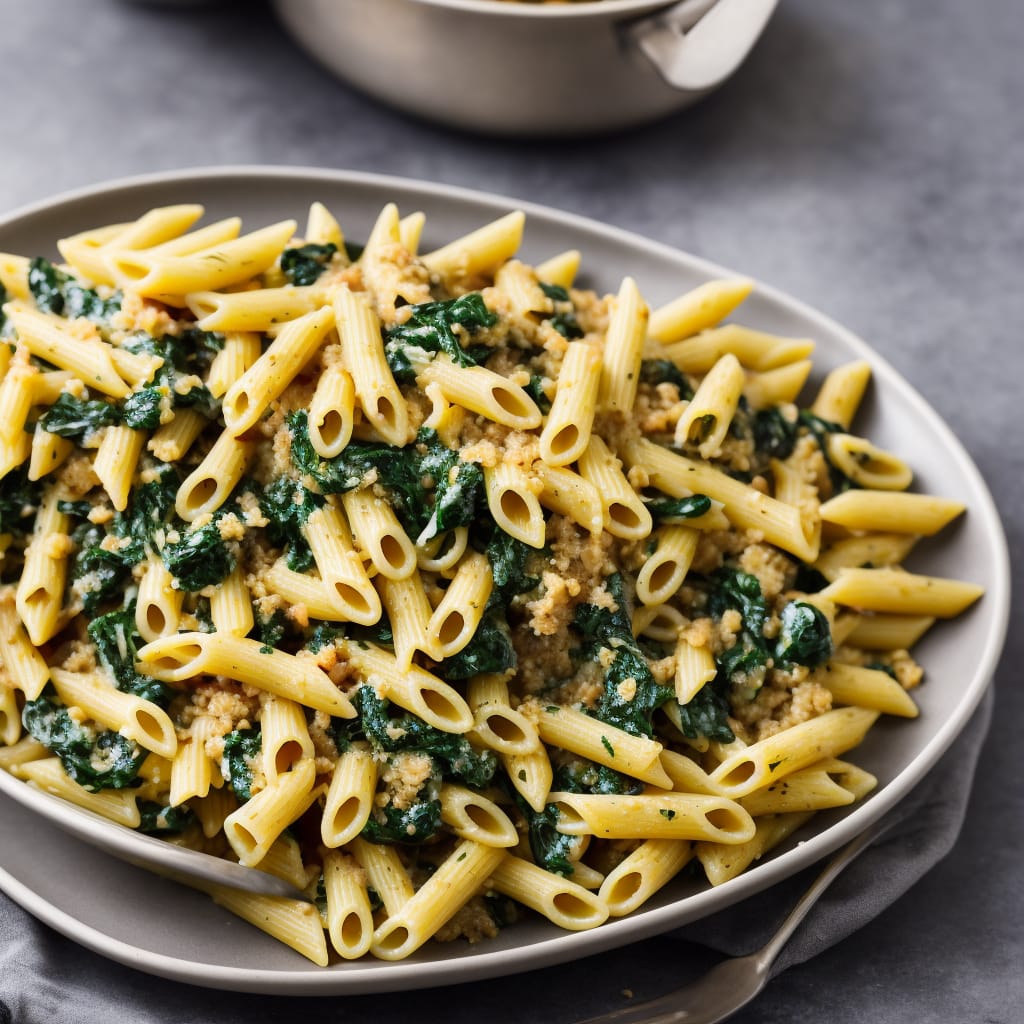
[623,0,778,93]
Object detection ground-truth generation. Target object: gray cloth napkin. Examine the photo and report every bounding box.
[0,688,992,1024]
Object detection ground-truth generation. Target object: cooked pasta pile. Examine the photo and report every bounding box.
[0,201,982,964]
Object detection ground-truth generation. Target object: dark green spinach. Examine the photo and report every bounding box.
[280,243,337,286]
[774,600,833,668]
[261,475,324,572]
[573,573,673,738]
[28,257,120,325]
[644,494,712,521]
[88,604,173,706]
[22,690,144,792]
[384,293,497,380]
[222,728,262,802]
[38,391,121,439]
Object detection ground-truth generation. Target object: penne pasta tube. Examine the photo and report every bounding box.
[0,737,49,770]
[421,211,525,278]
[417,355,542,431]
[58,204,204,285]
[135,554,184,641]
[307,363,355,459]
[658,748,719,795]
[340,489,418,581]
[379,573,433,669]
[209,566,255,637]
[468,675,540,757]
[322,850,374,960]
[28,427,73,482]
[321,743,376,848]
[16,487,71,646]
[483,462,546,549]
[136,632,355,718]
[7,306,129,398]
[0,592,50,699]
[599,276,648,415]
[810,360,872,429]
[425,551,493,659]
[534,462,604,535]
[50,668,177,759]
[502,744,554,814]
[332,285,409,445]
[549,791,755,843]
[107,219,297,300]
[743,359,813,409]
[818,490,965,535]
[263,559,379,625]
[674,352,745,458]
[339,641,474,734]
[636,525,699,606]
[819,567,984,618]
[222,306,335,436]
[737,758,877,816]
[260,694,315,782]
[94,425,147,512]
[672,635,718,705]
[843,613,935,650]
[491,854,610,930]
[305,200,346,250]
[207,887,328,967]
[648,278,753,344]
[205,331,262,399]
[697,811,814,886]
[175,430,255,522]
[812,661,919,717]
[302,504,383,624]
[578,435,652,541]
[349,836,415,917]
[708,707,880,797]
[657,325,815,374]
[534,249,581,290]
[540,341,602,466]
[813,533,919,581]
[223,756,317,867]
[439,783,519,847]
[169,714,219,807]
[0,685,20,746]
[147,408,207,463]
[599,839,695,917]
[185,285,322,332]
[532,704,672,789]
[371,840,505,960]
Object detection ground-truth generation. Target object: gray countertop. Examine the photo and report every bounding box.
[1,1,1021,1021]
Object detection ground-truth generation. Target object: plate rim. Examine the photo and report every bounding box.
[0,164,1011,994]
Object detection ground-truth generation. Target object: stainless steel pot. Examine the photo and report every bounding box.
[272,0,778,136]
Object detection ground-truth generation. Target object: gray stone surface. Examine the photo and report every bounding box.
[0,0,1020,1020]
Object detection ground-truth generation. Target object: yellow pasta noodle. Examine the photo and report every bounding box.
[649,278,753,344]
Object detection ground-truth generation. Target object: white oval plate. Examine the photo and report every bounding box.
[0,167,1010,995]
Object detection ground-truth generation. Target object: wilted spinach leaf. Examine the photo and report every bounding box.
[22,690,144,792]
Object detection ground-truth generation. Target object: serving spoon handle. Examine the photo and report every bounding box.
[0,766,312,902]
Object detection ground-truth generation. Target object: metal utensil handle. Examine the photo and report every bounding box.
[625,0,778,93]
[753,816,891,973]
[0,766,311,902]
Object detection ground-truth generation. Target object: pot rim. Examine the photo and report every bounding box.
[407,0,673,19]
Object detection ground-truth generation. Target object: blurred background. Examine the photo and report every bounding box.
[1,1,1021,1022]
